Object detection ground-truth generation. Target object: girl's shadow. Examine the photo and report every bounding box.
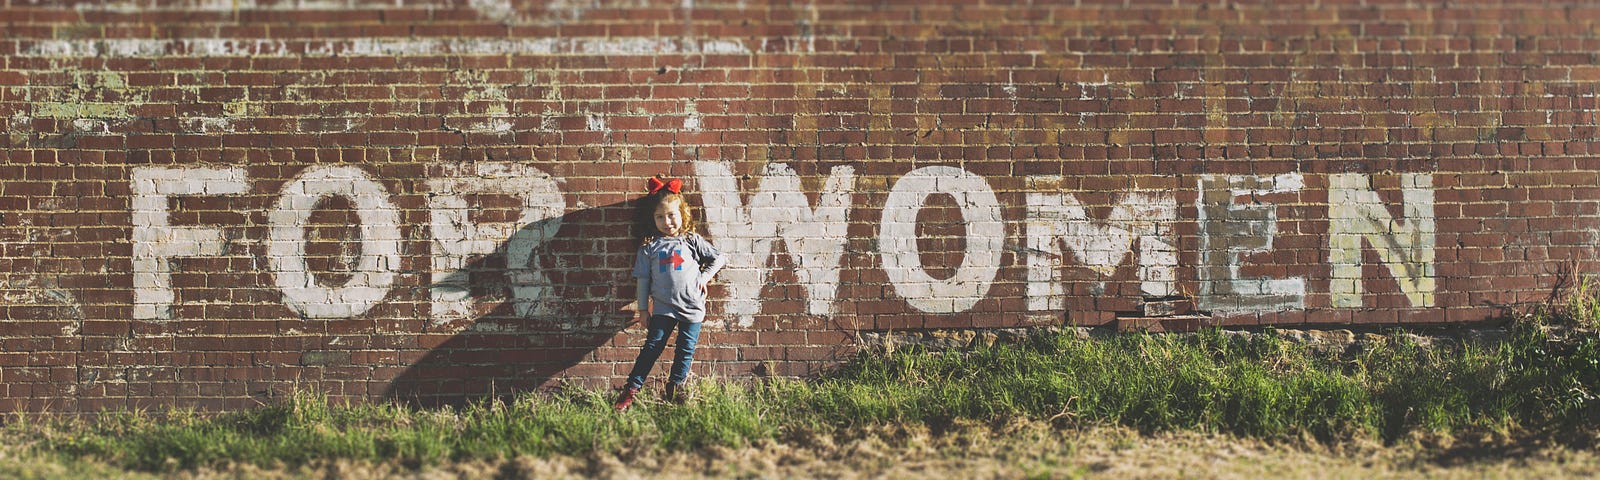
[381,197,653,407]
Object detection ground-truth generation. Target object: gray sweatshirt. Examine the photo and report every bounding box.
[632,233,726,323]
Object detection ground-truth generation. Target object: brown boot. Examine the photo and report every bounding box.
[664,382,687,405]
[613,387,640,411]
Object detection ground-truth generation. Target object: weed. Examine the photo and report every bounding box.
[1560,274,1600,327]
[9,313,1600,473]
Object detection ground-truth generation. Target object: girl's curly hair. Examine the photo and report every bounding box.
[635,178,698,244]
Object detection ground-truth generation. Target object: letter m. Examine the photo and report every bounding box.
[1026,177,1177,311]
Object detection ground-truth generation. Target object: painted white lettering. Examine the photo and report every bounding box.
[267,166,402,319]
[696,161,855,327]
[1196,173,1306,314]
[427,163,566,323]
[1329,173,1436,307]
[1025,178,1177,311]
[130,166,248,320]
[879,166,1004,313]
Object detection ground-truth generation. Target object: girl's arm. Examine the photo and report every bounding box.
[636,274,652,317]
[700,253,727,285]
[694,235,728,289]
[631,245,652,317]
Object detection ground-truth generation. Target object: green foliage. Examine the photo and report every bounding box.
[11,317,1600,474]
[1549,274,1600,328]
[802,331,1376,441]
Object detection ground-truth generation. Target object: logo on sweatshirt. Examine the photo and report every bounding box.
[658,249,685,272]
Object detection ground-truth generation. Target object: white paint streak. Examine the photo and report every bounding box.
[1329,173,1436,308]
[268,166,402,319]
[8,113,31,145]
[879,166,1004,314]
[131,166,249,320]
[1079,74,1111,100]
[468,0,515,21]
[682,101,702,131]
[81,0,415,12]
[697,161,856,327]
[484,118,514,133]
[539,110,559,131]
[585,113,608,133]
[1233,172,1305,197]
[23,38,751,57]
[72,118,111,133]
[541,0,597,22]
[1003,70,1019,101]
[81,0,519,21]
[449,76,513,134]
[698,40,750,54]
[427,163,565,323]
[185,117,235,134]
[1025,180,1177,311]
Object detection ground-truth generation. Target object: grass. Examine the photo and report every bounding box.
[1544,272,1600,329]
[5,297,1599,474]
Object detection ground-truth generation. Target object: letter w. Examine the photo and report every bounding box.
[696,161,855,327]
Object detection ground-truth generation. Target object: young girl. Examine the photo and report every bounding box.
[614,176,726,411]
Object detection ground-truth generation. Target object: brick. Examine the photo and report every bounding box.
[0,0,1590,412]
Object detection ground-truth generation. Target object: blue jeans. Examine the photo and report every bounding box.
[624,315,702,390]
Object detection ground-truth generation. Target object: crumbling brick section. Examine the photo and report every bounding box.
[0,1,1596,412]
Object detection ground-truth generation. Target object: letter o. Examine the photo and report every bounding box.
[878,166,1003,313]
[268,166,403,319]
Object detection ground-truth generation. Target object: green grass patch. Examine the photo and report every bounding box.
[1543,273,1600,329]
[9,320,1600,474]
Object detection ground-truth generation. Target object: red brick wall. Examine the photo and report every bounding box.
[1,0,1597,411]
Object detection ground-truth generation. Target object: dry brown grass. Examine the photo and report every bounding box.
[150,421,1600,480]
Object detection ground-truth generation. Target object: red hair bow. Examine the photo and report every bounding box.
[647,177,683,195]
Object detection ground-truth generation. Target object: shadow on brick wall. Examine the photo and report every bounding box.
[381,197,656,407]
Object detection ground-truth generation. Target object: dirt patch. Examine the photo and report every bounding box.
[165,422,1600,479]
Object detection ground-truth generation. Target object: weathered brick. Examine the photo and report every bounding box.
[0,0,1593,412]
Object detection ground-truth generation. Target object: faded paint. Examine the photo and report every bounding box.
[80,0,520,22]
[1329,173,1436,308]
[585,113,608,133]
[131,167,249,320]
[1196,173,1307,314]
[127,167,1453,324]
[682,101,702,131]
[468,0,516,21]
[31,70,138,120]
[696,161,855,327]
[8,113,30,145]
[184,116,235,134]
[446,70,514,134]
[540,0,599,23]
[32,102,130,119]
[23,37,752,58]
[268,166,403,319]
[879,166,1004,314]
[82,0,456,12]
[1025,178,1177,311]
[71,118,111,134]
[427,163,566,324]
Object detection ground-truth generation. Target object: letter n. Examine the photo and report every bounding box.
[1328,173,1435,308]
